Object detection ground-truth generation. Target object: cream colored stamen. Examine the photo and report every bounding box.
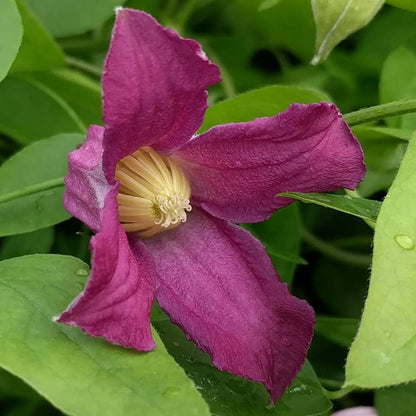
[115,147,191,238]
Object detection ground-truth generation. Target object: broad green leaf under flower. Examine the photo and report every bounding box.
[0,254,210,416]
[345,132,416,388]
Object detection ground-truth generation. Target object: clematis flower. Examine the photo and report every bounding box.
[57,8,365,403]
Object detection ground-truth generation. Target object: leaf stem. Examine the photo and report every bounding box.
[0,178,65,204]
[344,99,416,126]
[323,385,356,400]
[301,227,371,268]
[204,47,236,99]
[176,0,200,33]
[319,378,343,390]
[66,56,102,78]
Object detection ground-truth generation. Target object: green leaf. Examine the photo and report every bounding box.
[244,204,304,286]
[153,319,332,416]
[231,0,316,62]
[315,316,359,348]
[311,0,384,65]
[386,0,416,11]
[0,133,83,236]
[353,126,407,172]
[375,382,416,416]
[352,125,414,142]
[380,47,416,129]
[354,7,416,75]
[279,192,381,224]
[0,76,85,145]
[258,0,283,11]
[0,227,54,260]
[0,254,210,416]
[10,0,65,73]
[200,85,329,132]
[22,0,127,37]
[345,132,416,389]
[22,69,102,126]
[0,0,23,82]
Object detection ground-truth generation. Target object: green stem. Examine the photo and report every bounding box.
[204,47,236,99]
[0,178,65,204]
[323,385,356,400]
[319,378,344,390]
[176,0,200,33]
[344,99,416,126]
[301,228,371,268]
[66,56,102,78]
[60,38,109,53]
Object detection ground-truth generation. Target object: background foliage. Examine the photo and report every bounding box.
[1,0,416,415]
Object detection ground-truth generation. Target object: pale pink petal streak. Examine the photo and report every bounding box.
[63,125,111,232]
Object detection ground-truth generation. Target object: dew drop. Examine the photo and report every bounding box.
[75,268,89,277]
[173,341,180,347]
[380,352,391,365]
[394,234,415,250]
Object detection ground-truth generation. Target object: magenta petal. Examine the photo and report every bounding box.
[64,125,111,232]
[58,188,156,351]
[102,8,220,181]
[173,102,366,223]
[332,408,378,416]
[145,208,314,403]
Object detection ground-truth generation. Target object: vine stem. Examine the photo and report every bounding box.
[66,56,102,78]
[0,178,65,204]
[343,98,416,126]
[323,385,356,400]
[301,227,371,268]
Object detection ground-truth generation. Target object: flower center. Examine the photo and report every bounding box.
[115,147,191,238]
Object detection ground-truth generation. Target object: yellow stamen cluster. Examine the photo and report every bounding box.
[115,147,192,238]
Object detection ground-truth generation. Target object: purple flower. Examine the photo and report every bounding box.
[57,8,365,403]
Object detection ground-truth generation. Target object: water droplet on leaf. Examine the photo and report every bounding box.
[380,352,391,365]
[75,268,89,277]
[394,234,415,250]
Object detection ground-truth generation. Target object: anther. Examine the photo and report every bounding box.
[115,147,192,238]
